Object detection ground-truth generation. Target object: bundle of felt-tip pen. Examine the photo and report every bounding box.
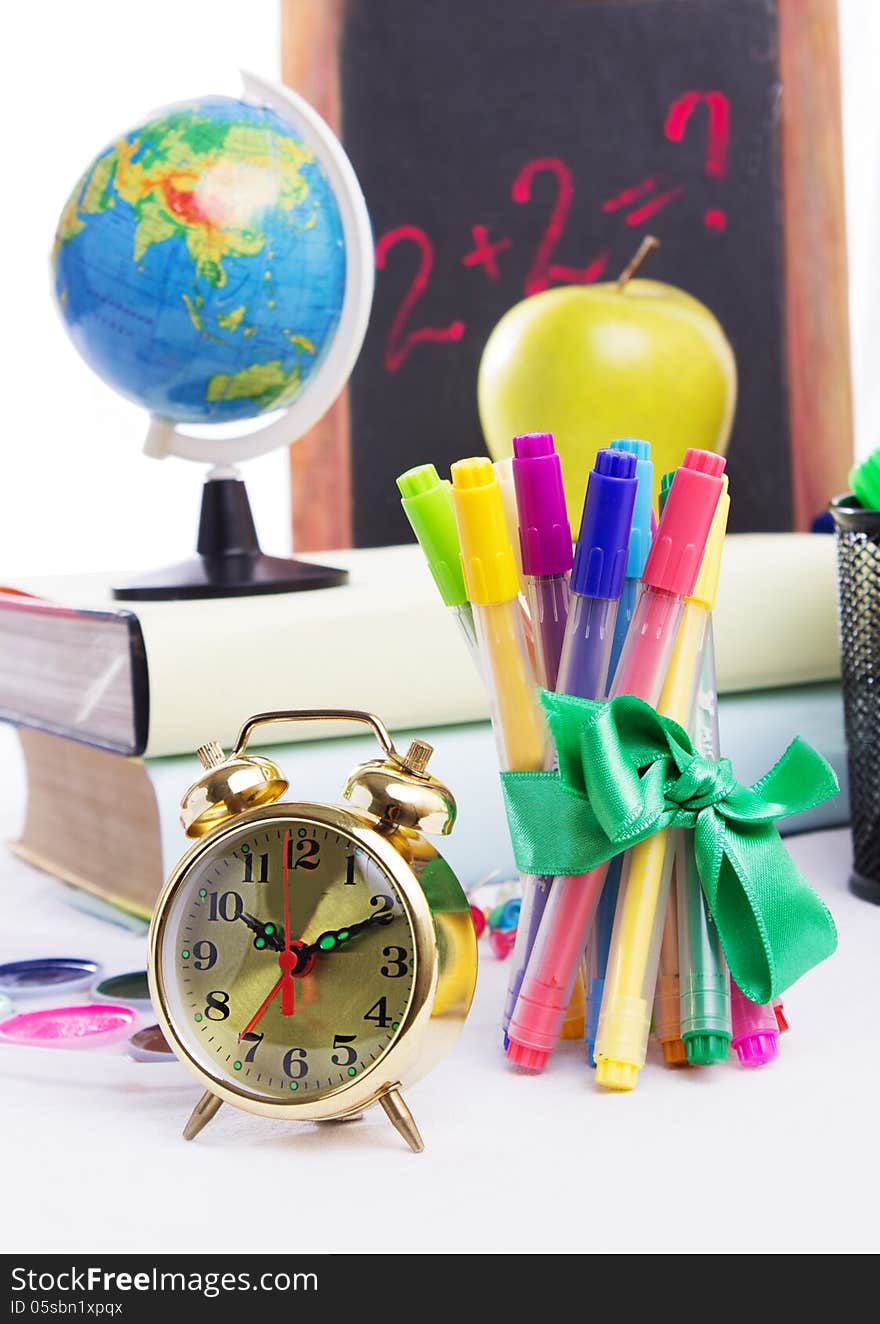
[397,436,838,1091]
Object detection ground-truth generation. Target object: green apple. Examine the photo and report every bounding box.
[477,276,736,521]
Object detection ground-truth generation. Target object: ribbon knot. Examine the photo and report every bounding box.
[500,691,839,1003]
[666,751,736,815]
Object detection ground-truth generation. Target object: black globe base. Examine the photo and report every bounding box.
[112,476,348,601]
[112,551,348,600]
[849,870,880,906]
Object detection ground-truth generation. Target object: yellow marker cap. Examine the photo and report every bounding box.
[687,477,730,611]
[450,457,520,605]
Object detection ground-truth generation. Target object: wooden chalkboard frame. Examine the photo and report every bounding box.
[281,0,852,547]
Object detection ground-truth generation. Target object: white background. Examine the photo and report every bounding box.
[0,4,878,1258]
[1,2,287,580]
[0,1,878,579]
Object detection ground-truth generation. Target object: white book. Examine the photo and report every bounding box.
[0,534,842,759]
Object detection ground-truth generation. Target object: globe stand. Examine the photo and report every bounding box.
[111,476,348,601]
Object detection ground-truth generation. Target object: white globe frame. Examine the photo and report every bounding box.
[143,70,374,466]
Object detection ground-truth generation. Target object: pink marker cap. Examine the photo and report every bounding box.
[732,1030,779,1068]
[731,982,779,1067]
[511,433,573,577]
[642,448,725,596]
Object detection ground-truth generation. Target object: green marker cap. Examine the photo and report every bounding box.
[849,448,880,511]
[659,469,675,514]
[685,1031,731,1066]
[397,464,468,607]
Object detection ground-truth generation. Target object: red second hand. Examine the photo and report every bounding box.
[280,830,295,1016]
[238,831,300,1040]
[238,974,284,1041]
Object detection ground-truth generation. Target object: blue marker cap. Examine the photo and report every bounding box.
[571,449,638,599]
[610,438,654,579]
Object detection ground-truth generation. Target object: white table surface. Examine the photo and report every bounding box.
[0,725,877,1256]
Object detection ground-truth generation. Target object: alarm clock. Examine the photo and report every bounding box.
[148,709,478,1153]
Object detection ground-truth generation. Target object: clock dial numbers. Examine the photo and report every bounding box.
[381,946,409,978]
[204,990,230,1021]
[282,1047,309,1079]
[369,893,395,925]
[240,1031,263,1062]
[331,1034,357,1067]
[364,996,392,1028]
[162,817,416,1103]
[191,940,217,971]
[243,851,269,884]
[206,890,243,922]
[288,829,321,871]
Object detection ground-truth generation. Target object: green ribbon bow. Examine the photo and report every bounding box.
[501,691,839,1004]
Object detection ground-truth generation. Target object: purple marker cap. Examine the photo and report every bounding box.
[511,433,573,577]
[571,449,638,600]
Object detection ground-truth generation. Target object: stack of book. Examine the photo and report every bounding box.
[0,535,847,917]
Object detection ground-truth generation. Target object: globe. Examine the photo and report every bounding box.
[52,94,348,424]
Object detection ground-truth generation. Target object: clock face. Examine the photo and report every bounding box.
[155,811,417,1105]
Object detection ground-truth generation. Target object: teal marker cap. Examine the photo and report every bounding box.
[685,1031,731,1066]
[849,448,880,511]
[397,464,468,607]
[610,438,654,578]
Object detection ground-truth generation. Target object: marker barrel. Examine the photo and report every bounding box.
[497,575,572,1034]
[608,574,640,688]
[473,599,546,772]
[678,628,731,1064]
[653,862,686,1065]
[581,571,641,1065]
[560,967,587,1040]
[472,597,552,1039]
[503,594,618,1058]
[594,598,708,1090]
[611,587,683,697]
[450,601,479,660]
[595,829,676,1089]
[451,455,555,1043]
[583,853,623,1063]
[527,574,572,691]
[678,833,731,1061]
[557,593,618,703]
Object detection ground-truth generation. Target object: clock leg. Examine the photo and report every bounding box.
[379,1088,424,1154]
[183,1090,223,1141]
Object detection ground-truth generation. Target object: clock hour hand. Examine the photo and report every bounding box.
[312,910,395,954]
[237,912,284,951]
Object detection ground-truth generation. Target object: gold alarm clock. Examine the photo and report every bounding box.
[148,709,478,1153]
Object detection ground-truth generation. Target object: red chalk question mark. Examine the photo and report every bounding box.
[664,91,730,231]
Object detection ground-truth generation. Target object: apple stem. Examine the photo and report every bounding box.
[616,235,660,291]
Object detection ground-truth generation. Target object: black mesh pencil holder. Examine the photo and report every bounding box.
[830,494,880,903]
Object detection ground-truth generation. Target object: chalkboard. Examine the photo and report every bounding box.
[283,0,851,547]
